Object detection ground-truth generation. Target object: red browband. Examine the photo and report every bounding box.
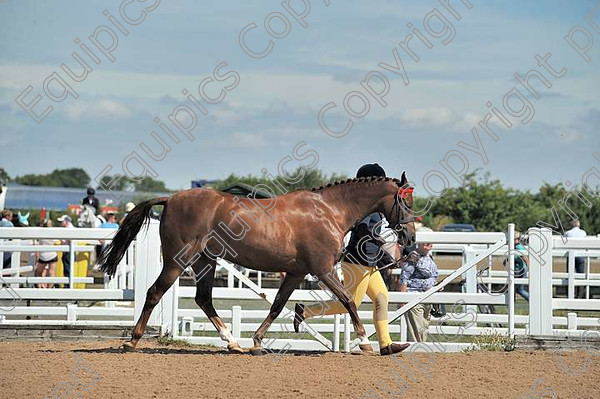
[398,187,414,198]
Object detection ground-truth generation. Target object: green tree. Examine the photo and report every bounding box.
[14,168,90,188]
[96,175,170,192]
[134,176,169,192]
[210,168,348,192]
[96,174,128,191]
[417,170,599,235]
[0,167,10,185]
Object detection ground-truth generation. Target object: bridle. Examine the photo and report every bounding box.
[370,186,415,272]
[391,186,414,232]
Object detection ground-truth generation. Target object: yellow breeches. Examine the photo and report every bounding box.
[303,262,392,348]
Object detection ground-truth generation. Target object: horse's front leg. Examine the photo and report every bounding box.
[250,273,304,356]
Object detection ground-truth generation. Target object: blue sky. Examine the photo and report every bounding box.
[1,0,599,194]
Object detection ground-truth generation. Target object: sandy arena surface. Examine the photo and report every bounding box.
[1,339,598,398]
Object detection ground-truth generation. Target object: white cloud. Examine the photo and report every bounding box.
[63,100,131,121]
[401,106,455,127]
[556,127,586,143]
[231,132,266,148]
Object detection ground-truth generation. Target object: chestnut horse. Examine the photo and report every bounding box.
[98,174,416,354]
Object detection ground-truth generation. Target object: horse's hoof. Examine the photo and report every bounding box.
[249,348,264,356]
[293,303,305,333]
[122,341,137,352]
[359,343,374,354]
[227,343,245,354]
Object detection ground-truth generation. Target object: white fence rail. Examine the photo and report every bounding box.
[0,225,138,325]
[1,224,599,352]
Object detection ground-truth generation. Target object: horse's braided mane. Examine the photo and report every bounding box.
[309,176,400,192]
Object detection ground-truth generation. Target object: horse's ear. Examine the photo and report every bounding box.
[400,172,408,186]
[24,212,30,219]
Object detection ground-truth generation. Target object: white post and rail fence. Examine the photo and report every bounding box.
[1,223,599,351]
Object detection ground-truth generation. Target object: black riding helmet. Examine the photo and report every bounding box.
[87,187,95,195]
[356,163,386,178]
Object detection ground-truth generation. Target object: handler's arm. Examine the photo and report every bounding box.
[399,263,413,288]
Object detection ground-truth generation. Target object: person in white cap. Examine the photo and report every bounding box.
[566,219,587,298]
[58,214,74,228]
[119,202,135,225]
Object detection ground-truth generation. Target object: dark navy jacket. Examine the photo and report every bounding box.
[345,212,395,267]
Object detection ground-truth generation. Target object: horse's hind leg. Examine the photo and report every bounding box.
[193,257,243,354]
[124,259,183,351]
[250,273,304,356]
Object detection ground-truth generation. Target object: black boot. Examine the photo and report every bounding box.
[380,343,410,355]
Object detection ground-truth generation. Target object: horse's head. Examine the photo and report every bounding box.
[77,206,89,227]
[78,204,99,228]
[381,172,416,248]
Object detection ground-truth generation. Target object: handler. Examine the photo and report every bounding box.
[294,163,410,356]
[399,227,439,342]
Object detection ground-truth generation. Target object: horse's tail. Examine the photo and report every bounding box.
[98,197,169,277]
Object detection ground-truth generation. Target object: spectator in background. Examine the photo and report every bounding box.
[58,215,74,228]
[82,187,100,214]
[414,216,424,230]
[505,231,529,302]
[100,213,119,229]
[17,212,30,227]
[566,219,587,298]
[99,212,119,256]
[58,215,74,279]
[566,219,587,273]
[13,212,35,269]
[1,209,13,227]
[35,220,58,288]
[1,209,14,268]
[119,202,135,225]
[399,227,439,342]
